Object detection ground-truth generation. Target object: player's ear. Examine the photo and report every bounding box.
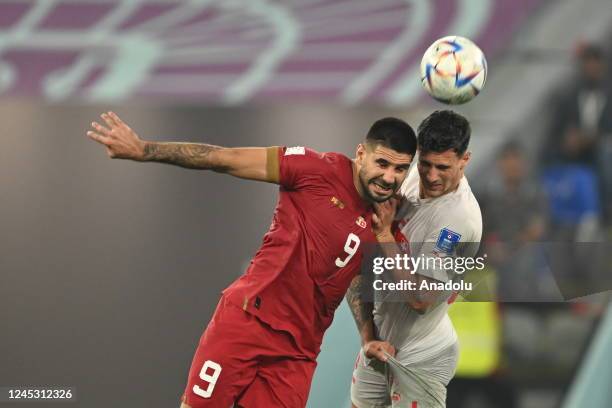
[459,151,471,170]
[356,143,367,164]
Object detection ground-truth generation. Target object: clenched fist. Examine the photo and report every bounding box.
[87,112,146,161]
[372,197,399,240]
[363,340,396,362]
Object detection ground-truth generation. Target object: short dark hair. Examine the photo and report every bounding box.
[365,117,417,156]
[417,110,471,156]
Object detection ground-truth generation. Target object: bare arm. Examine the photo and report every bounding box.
[87,112,279,183]
[346,275,395,362]
[346,275,375,345]
[141,143,276,182]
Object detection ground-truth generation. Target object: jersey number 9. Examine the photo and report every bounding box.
[193,360,222,398]
[335,233,360,267]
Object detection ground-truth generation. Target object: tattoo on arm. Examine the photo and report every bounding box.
[143,142,230,171]
[346,275,374,342]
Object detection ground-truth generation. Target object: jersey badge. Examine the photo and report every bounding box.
[434,228,461,255]
[356,216,366,228]
[331,196,345,209]
[285,146,305,156]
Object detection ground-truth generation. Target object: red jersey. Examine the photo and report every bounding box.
[223,146,375,359]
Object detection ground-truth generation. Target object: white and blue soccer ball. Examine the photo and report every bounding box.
[420,36,487,105]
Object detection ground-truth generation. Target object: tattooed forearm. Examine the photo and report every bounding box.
[346,275,375,344]
[142,142,230,171]
[346,275,367,329]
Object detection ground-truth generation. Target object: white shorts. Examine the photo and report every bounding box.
[351,343,458,408]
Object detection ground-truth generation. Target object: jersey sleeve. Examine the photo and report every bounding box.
[412,208,482,282]
[273,146,326,189]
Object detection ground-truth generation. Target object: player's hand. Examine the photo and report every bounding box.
[363,340,396,362]
[372,197,399,240]
[87,112,146,161]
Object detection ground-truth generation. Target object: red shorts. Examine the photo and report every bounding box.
[181,296,317,408]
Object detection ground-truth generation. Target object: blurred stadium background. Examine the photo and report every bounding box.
[1,0,612,407]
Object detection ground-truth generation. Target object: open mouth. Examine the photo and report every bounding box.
[371,181,393,194]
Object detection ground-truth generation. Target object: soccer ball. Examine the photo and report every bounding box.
[420,36,487,105]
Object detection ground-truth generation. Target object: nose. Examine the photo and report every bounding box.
[382,168,396,185]
[424,167,439,184]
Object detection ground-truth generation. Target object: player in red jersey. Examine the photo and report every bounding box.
[87,112,416,408]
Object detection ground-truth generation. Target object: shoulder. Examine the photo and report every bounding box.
[320,151,351,166]
[277,147,351,188]
[319,152,353,182]
[281,146,347,165]
[304,149,351,174]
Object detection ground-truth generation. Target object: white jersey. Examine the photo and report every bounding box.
[373,165,482,366]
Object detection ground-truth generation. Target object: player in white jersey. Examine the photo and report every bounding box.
[347,110,483,408]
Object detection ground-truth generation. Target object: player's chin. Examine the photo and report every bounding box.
[424,187,444,198]
[367,188,394,202]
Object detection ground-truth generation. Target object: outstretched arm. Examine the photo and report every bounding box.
[87,111,279,183]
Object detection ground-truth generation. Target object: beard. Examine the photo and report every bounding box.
[359,169,397,203]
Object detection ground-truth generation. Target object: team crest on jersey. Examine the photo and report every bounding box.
[392,221,409,249]
[356,216,366,228]
[331,196,345,209]
[434,228,461,255]
[284,146,305,156]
